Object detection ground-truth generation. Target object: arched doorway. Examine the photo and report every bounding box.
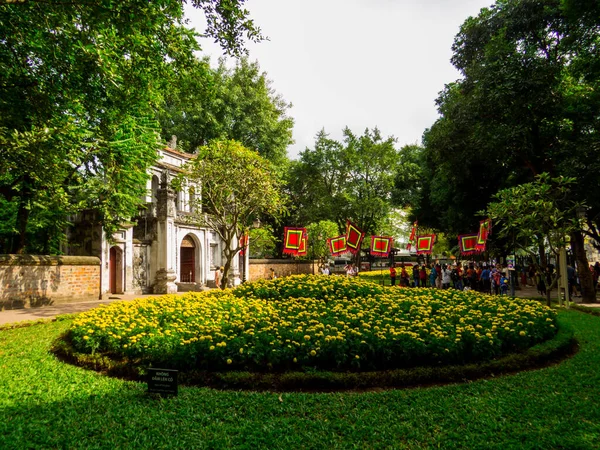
[109,246,123,294]
[180,235,196,282]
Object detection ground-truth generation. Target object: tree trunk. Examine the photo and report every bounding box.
[12,195,30,254]
[222,246,234,289]
[571,230,596,303]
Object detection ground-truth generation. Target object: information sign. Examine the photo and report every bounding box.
[148,368,178,396]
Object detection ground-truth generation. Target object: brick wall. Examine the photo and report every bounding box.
[249,259,320,281]
[0,255,101,309]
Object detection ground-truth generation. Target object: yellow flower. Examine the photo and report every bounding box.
[209,345,215,351]
[355,355,360,359]
[293,357,297,363]
[519,331,526,336]
[83,336,89,340]
[310,350,316,356]
[227,359,232,364]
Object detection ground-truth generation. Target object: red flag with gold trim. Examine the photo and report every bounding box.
[458,234,480,256]
[239,231,249,256]
[328,235,348,256]
[345,220,365,255]
[416,234,436,255]
[475,219,492,251]
[297,231,308,257]
[370,236,393,257]
[407,221,418,250]
[283,227,306,255]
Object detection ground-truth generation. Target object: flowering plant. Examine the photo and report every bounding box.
[70,275,557,371]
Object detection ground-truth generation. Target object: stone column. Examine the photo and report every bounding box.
[153,171,178,294]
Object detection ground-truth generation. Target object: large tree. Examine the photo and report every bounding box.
[0,0,262,254]
[175,140,286,287]
[417,0,600,298]
[158,57,294,167]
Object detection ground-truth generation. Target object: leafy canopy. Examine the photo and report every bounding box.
[175,140,287,285]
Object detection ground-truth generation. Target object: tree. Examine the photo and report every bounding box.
[175,140,286,287]
[484,174,586,305]
[248,225,277,259]
[158,57,294,167]
[0,0,262,254]
[417,0,599,291]
[305,220,338,263]
[288,128,400,237]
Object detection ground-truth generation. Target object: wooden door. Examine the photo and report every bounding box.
[180,236,195,282]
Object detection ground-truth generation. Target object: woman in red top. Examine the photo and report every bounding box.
[419,266,427,287]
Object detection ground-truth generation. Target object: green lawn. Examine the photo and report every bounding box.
[1,310,599,449]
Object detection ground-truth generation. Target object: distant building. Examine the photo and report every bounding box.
[66,144,242,297]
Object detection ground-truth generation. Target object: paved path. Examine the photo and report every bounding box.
[0,293,189,325]
[1,285,598,326]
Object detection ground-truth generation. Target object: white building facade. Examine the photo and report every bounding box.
[68,146,245,297]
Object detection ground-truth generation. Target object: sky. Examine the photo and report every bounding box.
[184,0,493,159]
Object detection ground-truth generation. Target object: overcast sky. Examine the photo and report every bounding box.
[184,0,493,159]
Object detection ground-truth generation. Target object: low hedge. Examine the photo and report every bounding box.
[52,316,576,391]
[66,275,558,372]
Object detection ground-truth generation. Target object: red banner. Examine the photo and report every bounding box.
[407,221,418,250]
[239,232,249,256]
[328,235,348,256]
[476,219,492,251]
[416,234,436,255]
[283,227,307,256]
[345,220,365,254]
[370,236,393,257]
[458,233,481,256]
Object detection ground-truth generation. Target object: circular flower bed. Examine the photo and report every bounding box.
[69,275,557,372]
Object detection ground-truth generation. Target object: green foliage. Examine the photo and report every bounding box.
[0,0,262,253]
[158,57,294,166]
[305,220,338,261]
[175,139,287,285]
[68,275,557,372]
[248,225,277,258]
[484,173,583,255]
[288,128,399,235]
[2,311,600,448]
[415,0,600,247]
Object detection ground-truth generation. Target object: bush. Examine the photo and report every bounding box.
[68,275,557,372]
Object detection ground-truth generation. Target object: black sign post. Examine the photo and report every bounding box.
[147,368,178,396]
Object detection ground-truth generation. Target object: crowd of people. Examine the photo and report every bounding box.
[389,262,516,296]
[389,261,600,297]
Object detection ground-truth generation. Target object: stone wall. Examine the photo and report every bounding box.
[0,255,101,310]
[249,259,320,280]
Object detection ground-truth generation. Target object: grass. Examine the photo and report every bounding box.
[1,309,599,448]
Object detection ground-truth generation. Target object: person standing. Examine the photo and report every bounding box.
[481,266,491,294]
[389,265,397,286]
[400,265,409,287]
[419,265,427,287]
[321,265,330,276]
[214,266,222,289]
[429,265,437,288]
[412,265,419,287]
[441,265,452,289]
